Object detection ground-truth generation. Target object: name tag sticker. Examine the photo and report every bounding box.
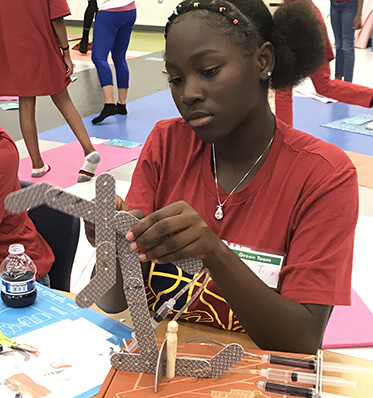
[224,242,285,288]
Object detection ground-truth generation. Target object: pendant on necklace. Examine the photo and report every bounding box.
[215,205,224,220]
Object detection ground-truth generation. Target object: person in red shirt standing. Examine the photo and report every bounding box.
[0,0,101,182]
[275,0,373,126]
[0,129,54,285]
[86,0,359,354]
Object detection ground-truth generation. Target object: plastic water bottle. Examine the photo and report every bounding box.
[0,244,37,307]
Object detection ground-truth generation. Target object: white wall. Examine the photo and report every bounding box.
[66,0,180,27]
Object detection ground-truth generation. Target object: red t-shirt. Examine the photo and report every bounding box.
[125,117,358,331]
[0,0,71,96]
[0,130,55,280]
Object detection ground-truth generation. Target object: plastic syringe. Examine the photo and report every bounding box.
[260,353,372,375]
[259,368,356,389]
[257,380,353,398]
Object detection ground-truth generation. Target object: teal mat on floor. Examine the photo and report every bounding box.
[321,113,373,137]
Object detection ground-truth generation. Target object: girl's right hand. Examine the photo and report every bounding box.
[62,52,74,77]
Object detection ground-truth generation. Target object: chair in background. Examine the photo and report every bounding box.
[20,181,81,292]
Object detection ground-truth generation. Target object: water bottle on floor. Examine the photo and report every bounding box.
[0,244,37,307]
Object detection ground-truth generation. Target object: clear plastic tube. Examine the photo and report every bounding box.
[322,361,372,375]
[321,393,354,398]
[260,368,356,389]
[172,270,210,322]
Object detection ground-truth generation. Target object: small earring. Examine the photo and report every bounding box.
[267,71,272,77]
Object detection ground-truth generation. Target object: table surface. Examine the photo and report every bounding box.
[64,292,373,397]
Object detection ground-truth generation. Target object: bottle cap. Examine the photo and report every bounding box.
[8,244,25,255]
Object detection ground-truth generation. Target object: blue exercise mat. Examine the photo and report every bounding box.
[38,92,373,156]
[293,96,373,157]
[38,89,180,145]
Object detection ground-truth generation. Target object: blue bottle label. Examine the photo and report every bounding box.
[1,278,36,295]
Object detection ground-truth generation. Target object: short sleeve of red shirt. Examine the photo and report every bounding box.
[48,0,71,20]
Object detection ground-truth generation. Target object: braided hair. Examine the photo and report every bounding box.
[165,0,325,89]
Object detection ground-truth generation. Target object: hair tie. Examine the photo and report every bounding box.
[165,0,255,38]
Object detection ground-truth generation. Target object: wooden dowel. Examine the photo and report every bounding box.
[166,320,178,379]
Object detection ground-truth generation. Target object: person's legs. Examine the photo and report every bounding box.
[91,11,120,123]
[51,88,100,182]
[79,0,98,54]
[51,89,95,155]
[117,88,128,115]
[111,9,136,114]
[19,96,50,177]
[340,0,357,82]
[330,0,344,80]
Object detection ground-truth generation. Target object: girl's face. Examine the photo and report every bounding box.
[165,14,266,143]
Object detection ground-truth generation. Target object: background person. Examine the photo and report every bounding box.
[0,0,101,182]
[0,129,54,286]
[331,0,364,82]
[91,0,136,124]
[79,0,98,54]
[275,0,373,126]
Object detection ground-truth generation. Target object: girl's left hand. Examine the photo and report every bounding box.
[125,201,221,264]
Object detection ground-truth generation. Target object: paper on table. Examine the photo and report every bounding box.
[0,318,118,398]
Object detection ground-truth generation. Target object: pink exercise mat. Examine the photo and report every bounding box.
[355,9,373,49]
[322,289,373,349]
[18,141,142,188]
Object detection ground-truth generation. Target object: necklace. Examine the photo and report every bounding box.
[212,135,274,220]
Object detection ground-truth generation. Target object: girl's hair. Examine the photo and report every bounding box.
[165,0,325,90]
